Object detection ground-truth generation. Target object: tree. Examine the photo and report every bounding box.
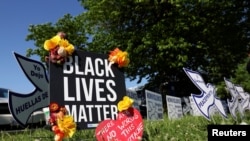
[26,0,250,96]
[232,58,250,92]
[26,14,88,62]
[216,58,250,98]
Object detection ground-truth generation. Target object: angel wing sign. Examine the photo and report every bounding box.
[183,68,227,120]
[8,52,49,127]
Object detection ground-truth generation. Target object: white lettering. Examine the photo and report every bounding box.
[96,79,105,101]
[75,56,84,75]
[105,60,114,77]
[64,77,117,102]
[95,58,104,76]
[106,80,116,102]
[66,105,118,122]
[85,57,95,76]
[63,56,74,74]
[64,77,75,101]
[63,56,115,77]
[82,78,93,101]
[212,129,247,136]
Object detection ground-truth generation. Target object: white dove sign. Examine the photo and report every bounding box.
[183,68,227,120]
[234,85,250,114]
[224,78,240,120]
[224,78,250,120]
[8,52,49,127]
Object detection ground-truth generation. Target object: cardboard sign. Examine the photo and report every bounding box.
[95,107,143,141]
[234,85,250,113]
[181,97,192,115]
[183,68,227,120]
[224,78,240,120]
[8,52,49,127]
[189,96,202,116]
[166,95,183,119]
[145,90,163,120]
[126,89,141,110]
[49,50,126,129]
[224,78,250,120]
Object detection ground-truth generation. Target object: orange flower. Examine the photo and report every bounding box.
[116,51,130,67]
[117,96,134,112]
[108,48,121,63]
[108,48,130,68]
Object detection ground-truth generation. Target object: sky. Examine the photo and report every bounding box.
[0,0,146,93]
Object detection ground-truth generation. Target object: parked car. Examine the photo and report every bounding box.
[0,88,46,129]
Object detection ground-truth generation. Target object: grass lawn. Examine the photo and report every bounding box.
[1,112,249,141]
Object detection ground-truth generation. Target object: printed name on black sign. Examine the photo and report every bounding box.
[207,125,250,140]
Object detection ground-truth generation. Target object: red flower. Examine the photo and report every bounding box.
[50,102,59,112]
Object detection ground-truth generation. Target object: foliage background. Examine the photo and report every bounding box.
[25,0,250,99]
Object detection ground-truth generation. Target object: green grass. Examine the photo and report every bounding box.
[1,112,250,141]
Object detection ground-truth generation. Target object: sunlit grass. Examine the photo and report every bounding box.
[1,112,249,141]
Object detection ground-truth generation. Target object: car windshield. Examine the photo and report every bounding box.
[0,88,8,98]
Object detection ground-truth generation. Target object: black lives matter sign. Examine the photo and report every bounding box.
[49,50,126,129]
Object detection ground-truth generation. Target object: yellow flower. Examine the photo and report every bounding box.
[44,35,61,51]
[117,96,134,112]
[65,44,75,55]
[44,32,75,56]
[57,115,77,138]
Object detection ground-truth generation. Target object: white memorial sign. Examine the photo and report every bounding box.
[166,95,183,119]
[234,85,250,113]
[224,78,240,120]
[8,52,49,127]
[189,96,202,116]
[126,89,140,110]
[183,68,227,120]
[145,90,163,120]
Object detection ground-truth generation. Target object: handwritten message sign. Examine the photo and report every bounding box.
[49,50,126,129]
[183,68,227,120]
[8,52,49,127]
[166,95,183,119]
[95,107,143,141]
[145,90,163,120]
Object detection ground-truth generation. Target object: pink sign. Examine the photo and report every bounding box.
[95,107,143,141]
